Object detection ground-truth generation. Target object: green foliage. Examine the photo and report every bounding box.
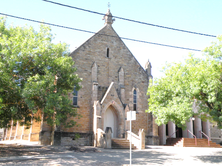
[74,133,81,140]
[147,35,222,129]
[0,17,81,128]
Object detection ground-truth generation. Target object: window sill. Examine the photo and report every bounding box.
[73,105,80,108]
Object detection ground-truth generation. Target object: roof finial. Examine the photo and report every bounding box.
[103,3,115,25]
[145,59,152,69]
[145,59,152,80]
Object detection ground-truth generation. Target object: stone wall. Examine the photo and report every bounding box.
[0,128,4,141]
[54,131,92,146]
[146,135,159,145]
[210,123,222,144]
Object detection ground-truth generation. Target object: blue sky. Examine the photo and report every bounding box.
[1,0,222,78]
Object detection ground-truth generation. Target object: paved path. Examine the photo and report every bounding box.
[0,141,222,165]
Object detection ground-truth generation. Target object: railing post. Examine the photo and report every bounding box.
[208,138,210,146]
[187,130,197,146]
[169,129,178,145]
[199,131,210,146]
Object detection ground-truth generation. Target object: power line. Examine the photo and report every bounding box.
[0,12,201,52]
[43,0,217,38]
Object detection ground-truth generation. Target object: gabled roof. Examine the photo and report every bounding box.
[69,15,148,76]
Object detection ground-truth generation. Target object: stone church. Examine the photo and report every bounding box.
[61,9,159,146]
[52,8,222,146]
[3,9,222,147]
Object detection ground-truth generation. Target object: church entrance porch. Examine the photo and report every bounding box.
[104,106,118,138]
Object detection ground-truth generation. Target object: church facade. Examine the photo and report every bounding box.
[56,9,159,146]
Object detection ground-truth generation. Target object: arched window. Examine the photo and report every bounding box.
[106,48,109,58]
[133,89,137,111]
[73,86,78,106]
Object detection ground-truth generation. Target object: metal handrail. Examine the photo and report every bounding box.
[199,131,210,146]
[187,129,197,146]
[169,129,179,145]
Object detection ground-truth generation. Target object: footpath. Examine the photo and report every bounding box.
[1,140,222,166]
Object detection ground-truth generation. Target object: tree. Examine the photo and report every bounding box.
[147,35,222,129]
[0,17,81,128]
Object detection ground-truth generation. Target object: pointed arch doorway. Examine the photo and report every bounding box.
[104,106,118,138]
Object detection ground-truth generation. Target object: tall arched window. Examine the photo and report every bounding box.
[73,86,78,106]
[133,89,137,111]
[106,48,109,58]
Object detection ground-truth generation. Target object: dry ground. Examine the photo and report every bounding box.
[0,144,69,157]
[1,143,222,166]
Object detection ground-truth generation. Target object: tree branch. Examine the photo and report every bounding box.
[200,91,213,109]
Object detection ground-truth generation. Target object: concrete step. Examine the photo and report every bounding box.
[166,138,222,148]
[112,138,136,149]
